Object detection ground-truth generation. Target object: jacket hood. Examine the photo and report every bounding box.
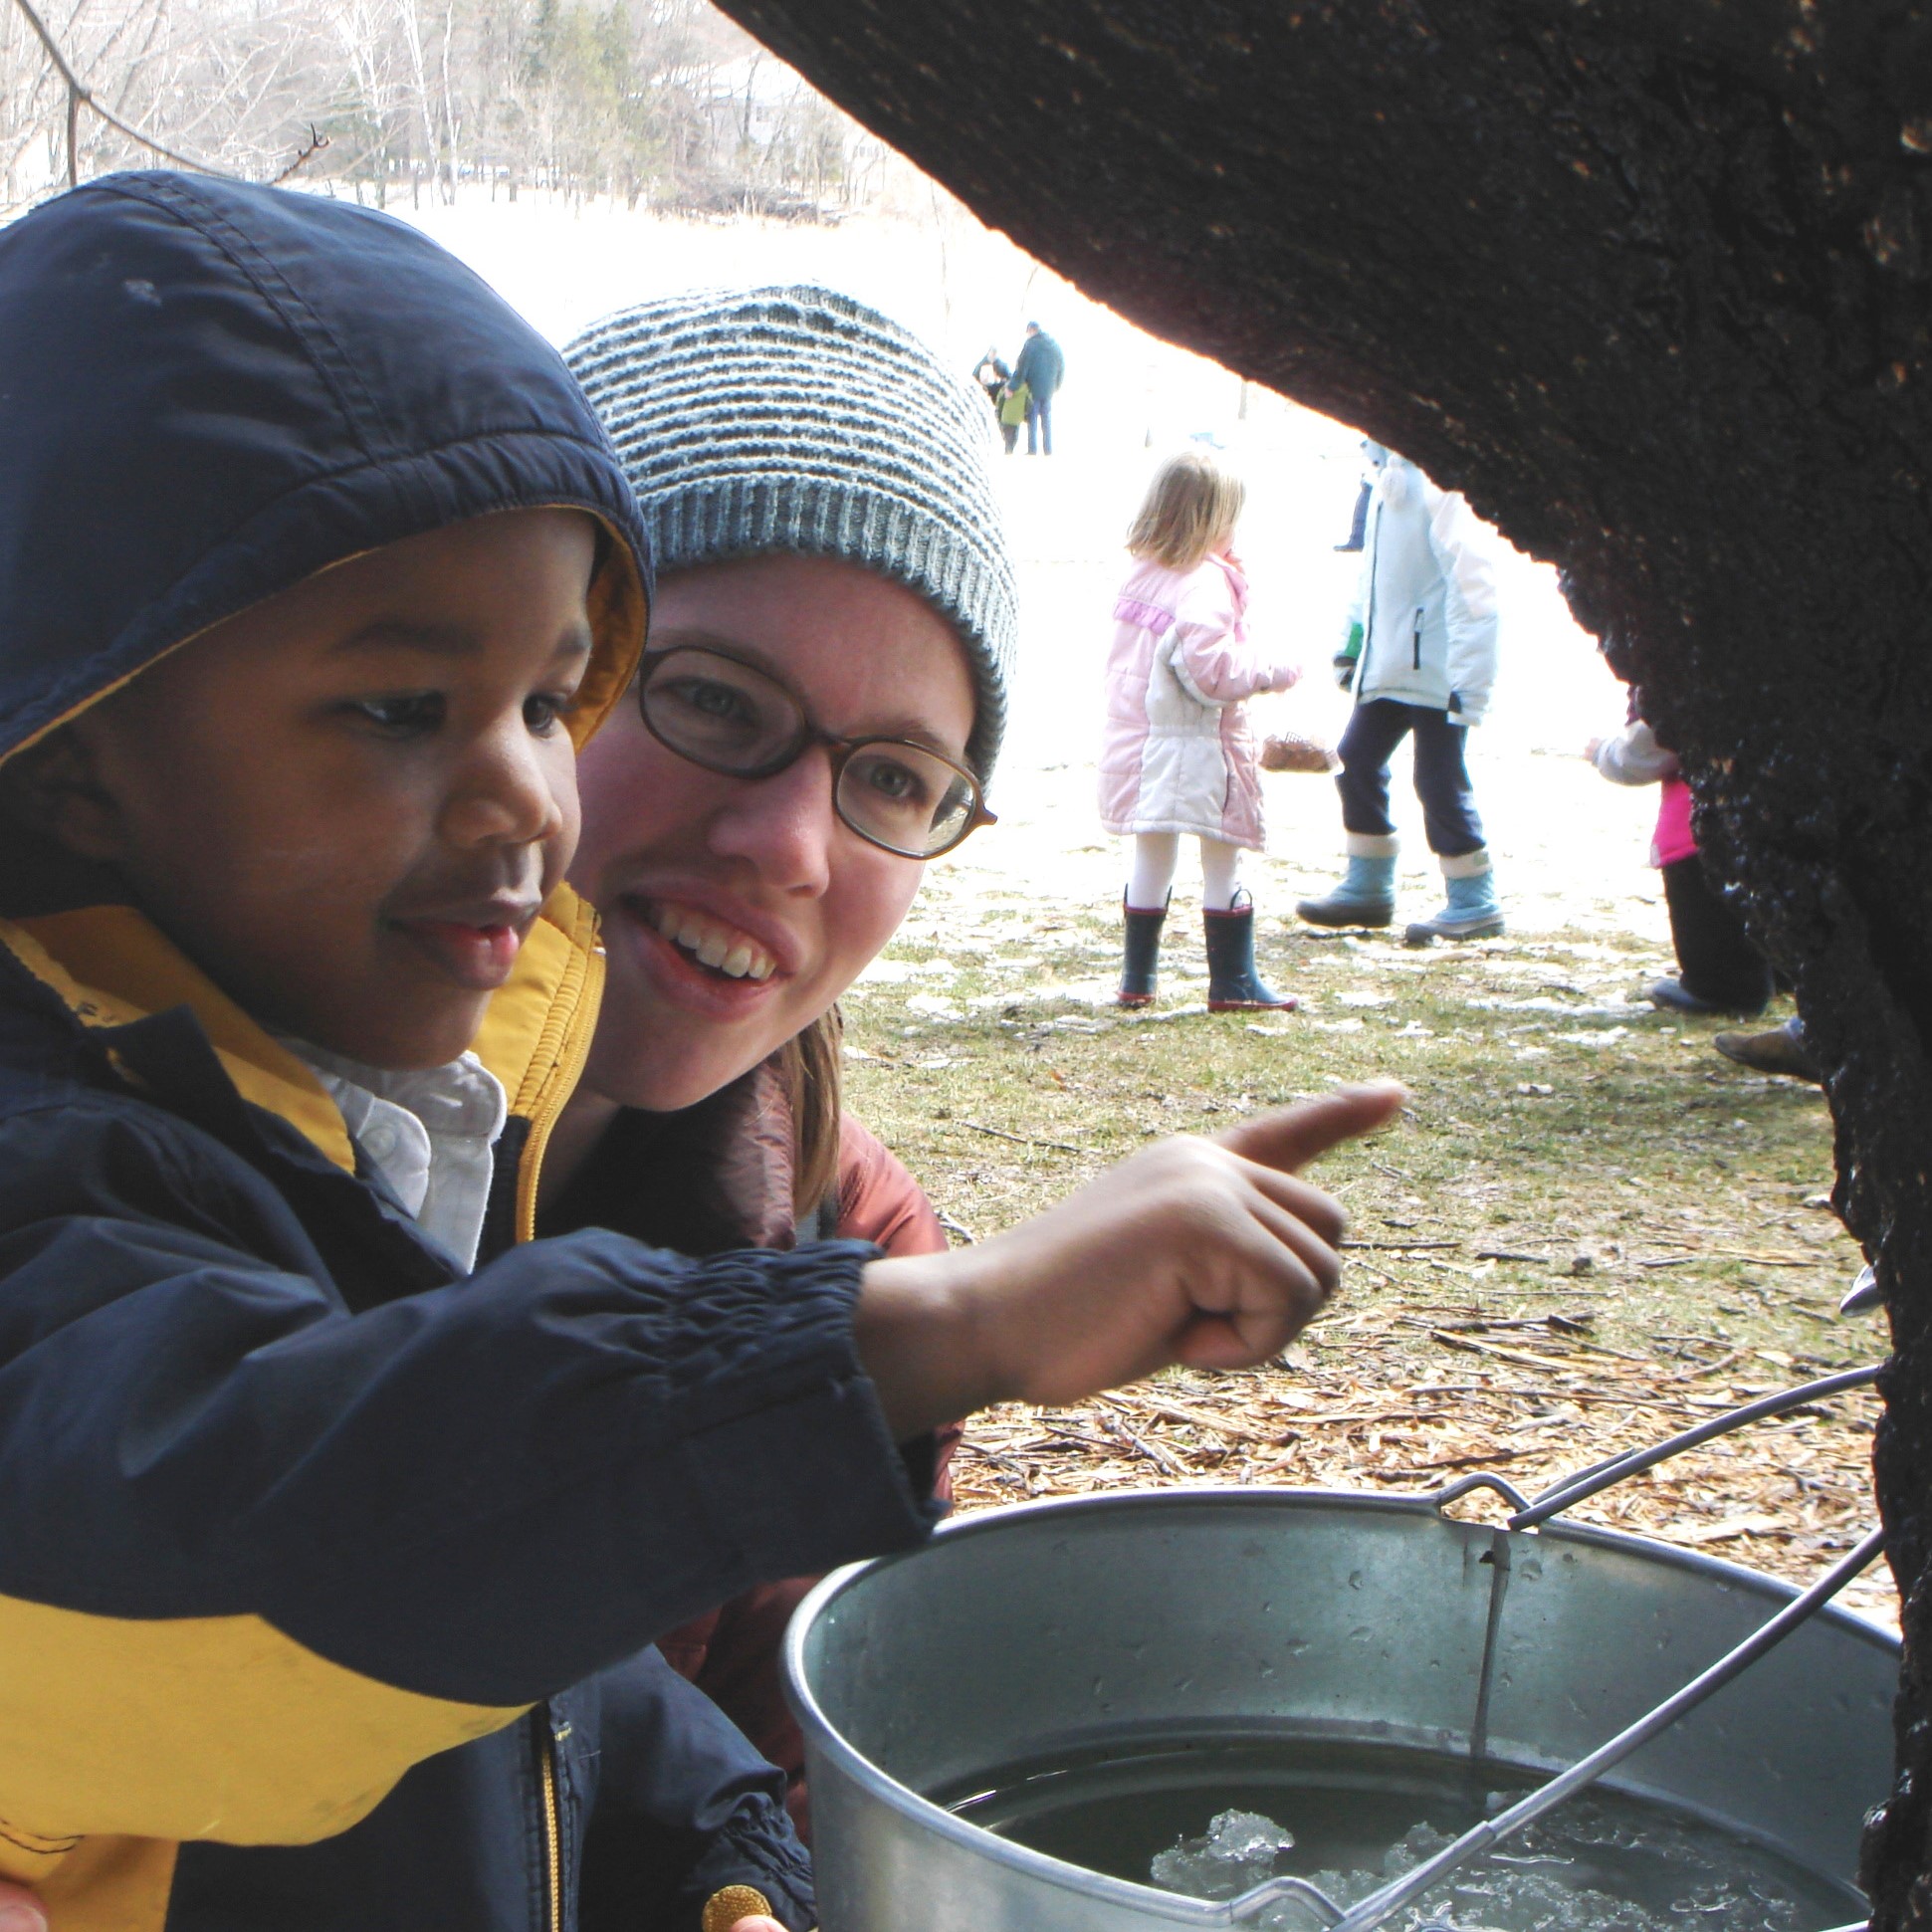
[0,171,649,763]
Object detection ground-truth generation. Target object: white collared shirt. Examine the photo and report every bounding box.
[283,1040,509,1273]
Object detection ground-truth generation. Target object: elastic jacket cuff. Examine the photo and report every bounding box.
[687,1792,815,1929]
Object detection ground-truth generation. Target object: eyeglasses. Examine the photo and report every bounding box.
[636,644,995,859]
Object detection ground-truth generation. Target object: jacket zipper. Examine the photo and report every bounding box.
[515,894,604,1242]
[1412,605,1424,671]
[537,1708,561,1932]
[1362,502,1380,673]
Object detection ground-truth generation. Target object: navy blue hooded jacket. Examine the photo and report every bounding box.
[0,173,938,1932]
[1011,327,1063,402]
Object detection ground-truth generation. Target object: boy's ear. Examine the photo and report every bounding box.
[0,726,131,863]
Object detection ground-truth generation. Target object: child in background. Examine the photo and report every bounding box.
[1588,713,1821,1083]
[0,176,1398,1932]
[996,374,1030,453]
[1099,449,1302,1011]
[1296,445,1502,944]
[1589,712,1773,1017]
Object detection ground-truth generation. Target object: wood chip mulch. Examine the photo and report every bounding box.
[949,1301,1897,1631]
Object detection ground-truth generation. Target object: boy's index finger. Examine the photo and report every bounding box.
[1212,1083,1407,1174]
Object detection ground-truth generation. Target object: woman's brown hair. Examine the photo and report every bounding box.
[1126,448,1245,570]
[780,1005,844,1217]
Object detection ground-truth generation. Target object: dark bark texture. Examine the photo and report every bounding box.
[710,0,1932,1918]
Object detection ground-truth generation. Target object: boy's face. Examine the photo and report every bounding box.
[48,509,599,1069]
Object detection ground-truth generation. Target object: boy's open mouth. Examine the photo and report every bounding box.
[644,900,777,982]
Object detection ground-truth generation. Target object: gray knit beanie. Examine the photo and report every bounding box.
[564,286,1017,780]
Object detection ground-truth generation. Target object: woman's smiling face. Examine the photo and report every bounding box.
[570,553,977,1113]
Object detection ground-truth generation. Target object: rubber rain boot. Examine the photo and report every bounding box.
[1648,975,1765,1018]
[1647,976,1727,1016]
[1296,834,1397,929]
[1204,895,1298,1012]
[1117,894,1168,1007]
[1405,849,1504,945]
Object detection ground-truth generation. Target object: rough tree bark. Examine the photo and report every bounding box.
[710,0,1932,1918]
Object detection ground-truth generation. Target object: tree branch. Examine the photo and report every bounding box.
[271,123,329,186]
[10,0,229,178]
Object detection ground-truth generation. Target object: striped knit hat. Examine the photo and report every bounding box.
[565,286,1017,779]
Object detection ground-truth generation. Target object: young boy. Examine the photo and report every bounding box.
[0,168,833,1932]
[0,174,1395,1932]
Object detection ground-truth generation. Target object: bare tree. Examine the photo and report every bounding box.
[1,0,887,218]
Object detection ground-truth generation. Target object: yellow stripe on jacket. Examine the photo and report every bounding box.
[0,1593,522,1848]
[0,886,606,1922]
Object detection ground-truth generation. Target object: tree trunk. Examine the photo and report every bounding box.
[711,0,1932,1919]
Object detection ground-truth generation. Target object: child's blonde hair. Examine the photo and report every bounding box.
[1127,448,1245,569]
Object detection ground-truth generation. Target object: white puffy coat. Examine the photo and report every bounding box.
[1346,456,1499,723]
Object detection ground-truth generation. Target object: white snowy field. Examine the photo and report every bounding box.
[371,186,1656,945]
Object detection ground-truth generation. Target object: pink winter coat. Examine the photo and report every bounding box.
[1653,776,1698,868]
[1591,716,1698,867]
[1097,551,1301,851]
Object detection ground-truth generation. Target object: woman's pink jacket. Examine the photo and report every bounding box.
[1097,550,1301,851]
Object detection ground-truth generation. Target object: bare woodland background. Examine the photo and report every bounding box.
[0,0,886,216]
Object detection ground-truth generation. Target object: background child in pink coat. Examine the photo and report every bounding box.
[1098,450,1302,1009]
[1589,712,1772,1017]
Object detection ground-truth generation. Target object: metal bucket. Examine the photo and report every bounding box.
[785,1488,1897,1931]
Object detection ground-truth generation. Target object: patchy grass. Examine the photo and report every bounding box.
[841,883,1892,1627]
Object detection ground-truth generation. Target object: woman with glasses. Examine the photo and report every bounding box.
[538,292,1390,1929]
[548,287,1011,1852]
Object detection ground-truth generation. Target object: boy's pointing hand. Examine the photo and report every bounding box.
[855,1083,1404,1439]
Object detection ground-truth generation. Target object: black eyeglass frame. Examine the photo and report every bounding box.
[635,643,996,860]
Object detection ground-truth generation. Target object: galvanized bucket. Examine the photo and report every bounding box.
[785,1487,1896,1931]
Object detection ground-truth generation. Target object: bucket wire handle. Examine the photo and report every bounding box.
[1505,1364,1879,1530]
[1207,1370,1883,1927]
[1217,1526,1884,1932]
[1428,1471,1533,1514]
[1222,1873,1348,1926]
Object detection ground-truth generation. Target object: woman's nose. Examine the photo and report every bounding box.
[442,718,568,852]
[706,748,837,894]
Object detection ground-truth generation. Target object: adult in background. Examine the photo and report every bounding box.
[1013,320,1065,455]
[1297,444,1504,944]
[971,346,1010,412]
